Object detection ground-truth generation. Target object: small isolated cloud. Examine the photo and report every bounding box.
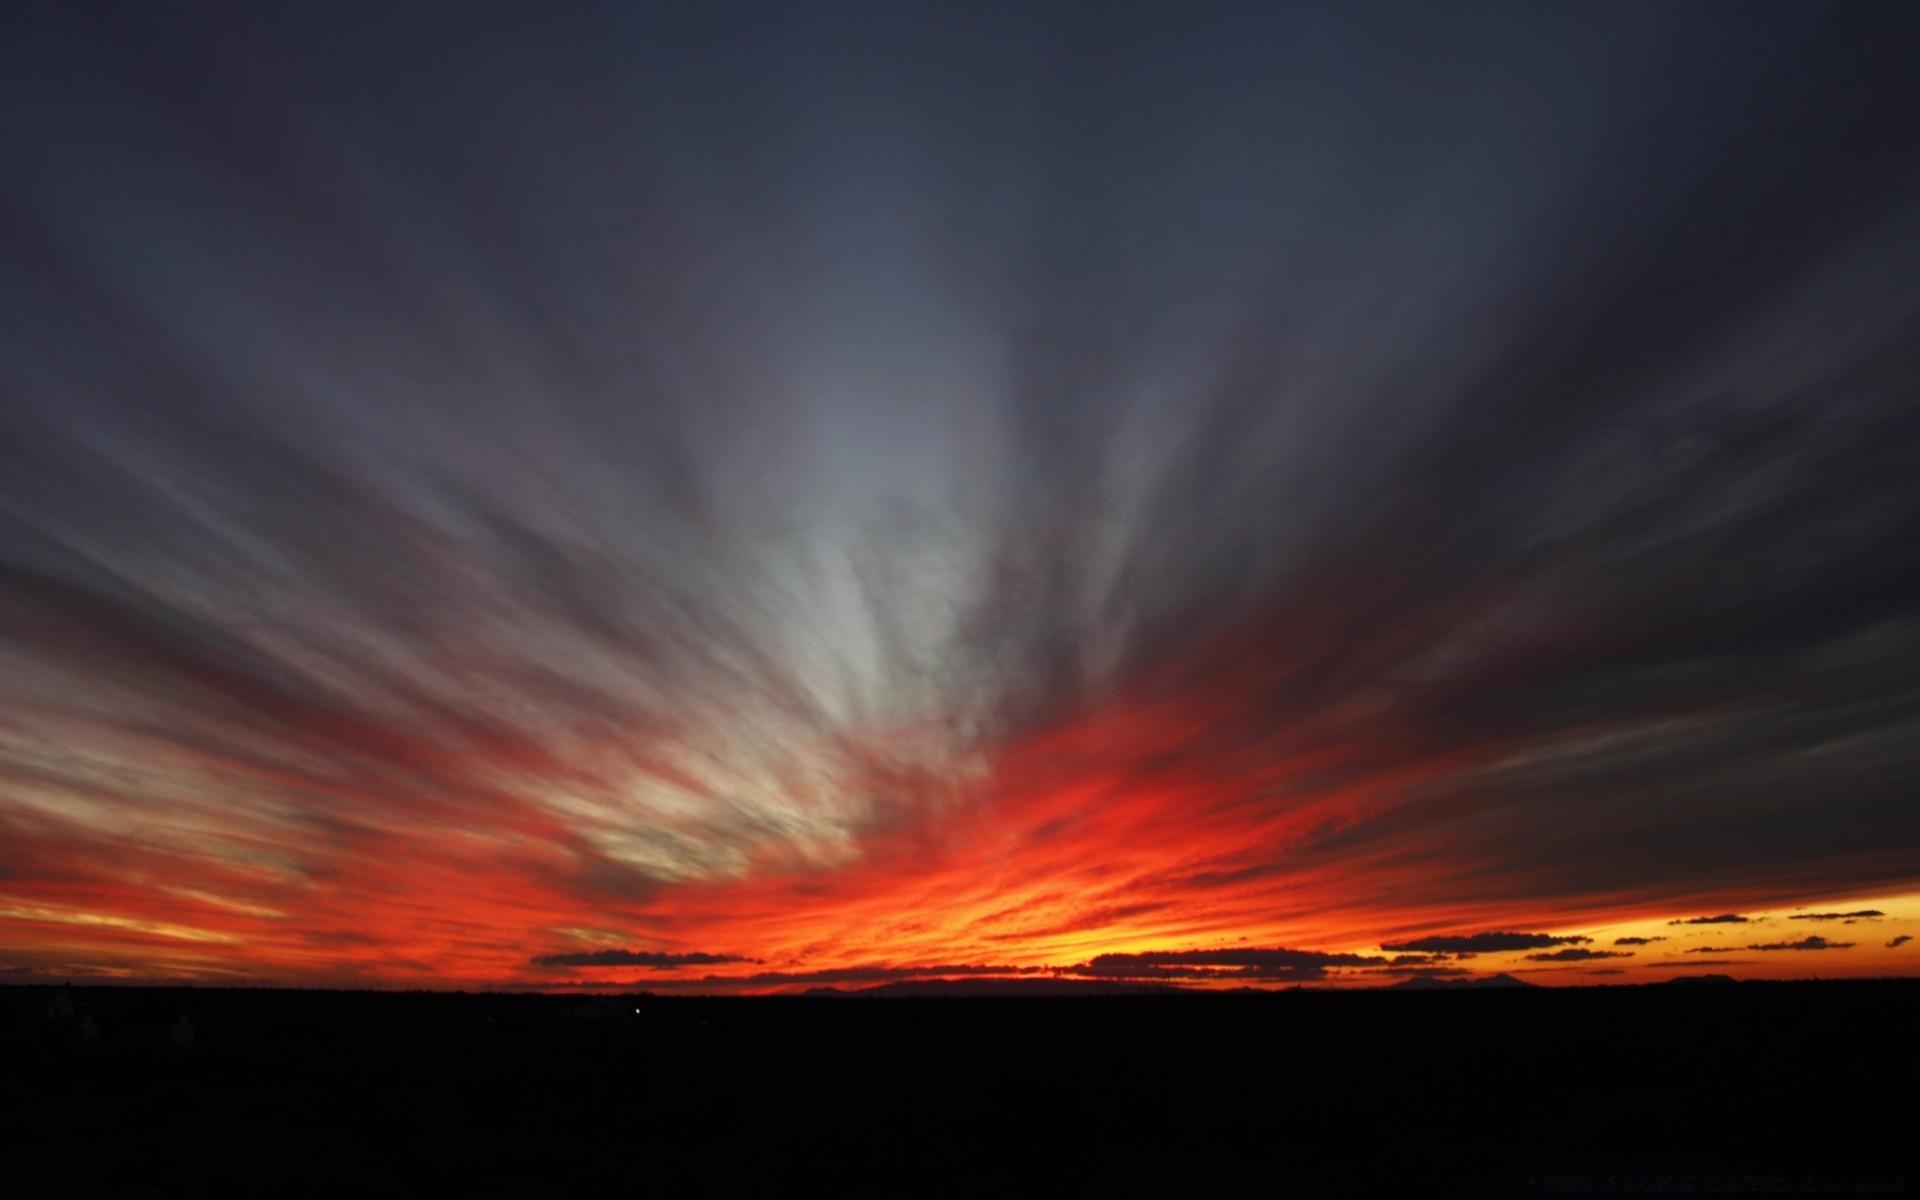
[1687,946,1741,954]
[1887,935,1912,949]
[1523,948,1633,962]
[1787,910,1884,922]
[1379,932,1591,956]
[1669,914,1751,925]
[1613,936,1665,946]
[530,949,757,969]
[1745,936,1852,952]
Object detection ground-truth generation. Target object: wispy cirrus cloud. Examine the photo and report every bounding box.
[0,3,1917,987]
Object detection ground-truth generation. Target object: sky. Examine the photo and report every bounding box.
[2,1,1919,992]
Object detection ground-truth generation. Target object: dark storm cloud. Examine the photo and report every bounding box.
[1746,936,1852,952]
[1379,933,1591,956]
[530,950,755,969]
[1522,948,1632,963]
[1,0,1919,979]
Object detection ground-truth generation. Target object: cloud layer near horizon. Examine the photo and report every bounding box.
[2,2,1919,986]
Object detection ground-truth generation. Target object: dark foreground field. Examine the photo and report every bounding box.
[2,979,1913,1198]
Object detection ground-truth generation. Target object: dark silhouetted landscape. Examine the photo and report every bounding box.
[6,981,1913,1197]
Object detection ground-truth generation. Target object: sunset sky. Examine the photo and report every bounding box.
[3,2,1918,992]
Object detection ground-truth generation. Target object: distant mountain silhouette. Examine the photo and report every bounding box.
[1384,973,1535,990]
[1661,973,1740,985]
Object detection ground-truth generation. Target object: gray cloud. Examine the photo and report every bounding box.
[1523,948,1632,962]
[662,964,1046,990]
[1379,933,1592,956]
[1071,947,1390,982]
[1746,936,1853,952]
[530,950,755,969]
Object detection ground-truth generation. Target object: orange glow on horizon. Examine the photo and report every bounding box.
[6,662,1918,992]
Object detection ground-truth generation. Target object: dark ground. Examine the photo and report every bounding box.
[2,979,1913,1198]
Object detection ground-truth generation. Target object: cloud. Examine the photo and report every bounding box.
[1687,946,1741,954]
[530,949,756,969]
[625,964,1048,991]
[1888,935,1912,948]
[1787,910,1884,921]
[1071,947,1390,982]
[1669,915,1752,926]
[1612,936,1665,946]
[1379,933,1591,956]
[1745,936,1853,952]
[821,977,1173,997]
[1522,948,1632,962]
